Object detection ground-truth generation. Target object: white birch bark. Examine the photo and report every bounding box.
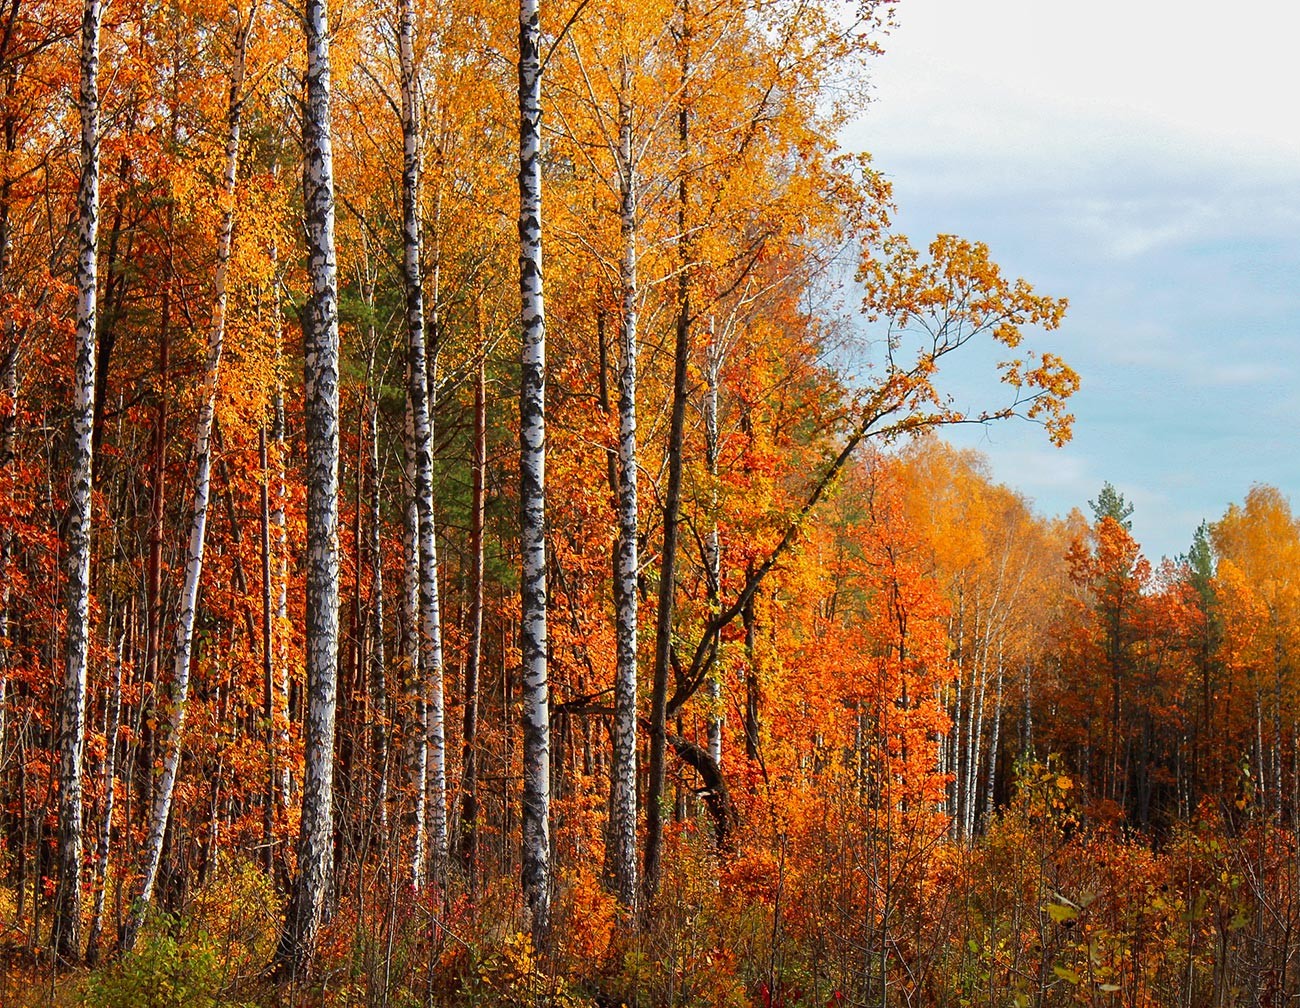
[609,58,640,911]
[86,623,124,964]
[517,0,551,941]
[54,0,102,960]
[423,515,447,882]
[982,646,1005,829]
[398,0,446,883]
[125,9,254,946]
[401,401,426,886]
[277,0,342,970]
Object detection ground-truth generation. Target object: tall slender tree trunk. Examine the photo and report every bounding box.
[367,401,389,832]
[704,322,723,768]
[271,384,291,812]
[276,0,342,971]
[401,400,424,879]
[743,592,760,761]
[260,423,276,868]
[125,9,254,946]
[644,11,691,905]
[141,286,170,818]
[86,619,124,965]
[260,275,291,867]
[459,339,486,883]
[609,57,640,913]
[395,0,447,889]
[517,0,551,944]
[54,0,103,960]
[0,103,16,770]
[398,0,446,888]
[966,635,987,840]
[0,350,12,781]
[982,646,1005,830]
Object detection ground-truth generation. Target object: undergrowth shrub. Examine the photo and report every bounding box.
[87,912,251,1008]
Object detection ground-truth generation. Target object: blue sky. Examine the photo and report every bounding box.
[840,0,1300,561]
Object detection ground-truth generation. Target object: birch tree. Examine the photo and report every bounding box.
[123,5,257,946]
[397,0,447,888]
[53,0,103,961]
[276,0,342,971]
[518,0,551,942]
[608,55,640,911]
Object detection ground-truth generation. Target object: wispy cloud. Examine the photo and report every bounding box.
[841,0,1300,561]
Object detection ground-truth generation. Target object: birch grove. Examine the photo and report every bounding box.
[40,2,1300,1004]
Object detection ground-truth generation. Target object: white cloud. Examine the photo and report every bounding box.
[838,0,1300,564]
[859,0,1300,170]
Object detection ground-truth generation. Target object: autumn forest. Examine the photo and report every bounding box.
[2,0,1299,1004]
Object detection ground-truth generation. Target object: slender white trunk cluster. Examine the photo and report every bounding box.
[944,538,1026,841]
[54,0,103,961]
[125,10,254,946]
[517,0,551,942]
[609,60,640,912]
[277,0,341,972]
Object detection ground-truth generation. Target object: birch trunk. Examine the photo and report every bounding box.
[982,646,1005,830]
[609,58,640,912]
[402,401,427,886]
[54,0,103,960]
[86,622,124,965]
[398,0,446,887]
[422,491,447,886]
[276,0,342,970]
[967,632,988,840]
[518,0,551,942]
[125,10,253,946]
